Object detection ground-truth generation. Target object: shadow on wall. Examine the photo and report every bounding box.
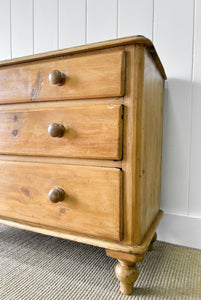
[160,78,201,216]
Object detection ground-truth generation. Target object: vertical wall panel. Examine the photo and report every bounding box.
[59,0,86,48]
[11,0,33,58]
[154,0,193,79]
[87,0,117,43]
[193,0,201,83]
[0,0,11,60]
[189,0,201,217]
[154,0,194,214]
[34,0,58,54]
[118,0,153,40]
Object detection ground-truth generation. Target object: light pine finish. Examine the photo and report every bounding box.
[0,36,166,80]
[0,49,125,104]
[0,155,122,168]
[121,45,164,245]
[148,232,157,251]
[0,161,122,241]
[0,210,163,255]
[0,97,123,110]
[115,260,139,295]
[0,0,199,246]
[0,37,166,295]
[106,249,145,263]
[134,47,164,241]
[0,104,123,159]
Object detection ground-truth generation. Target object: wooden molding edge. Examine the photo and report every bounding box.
[0,210,163,255]
[0,36,166,80]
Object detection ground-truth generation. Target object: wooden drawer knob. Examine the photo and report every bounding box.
[49,187,65,203]
[48,123,65,137]
[49,70,65,86]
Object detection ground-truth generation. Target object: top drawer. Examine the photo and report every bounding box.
[0,50,125,104]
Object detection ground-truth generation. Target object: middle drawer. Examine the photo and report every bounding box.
[0,104,123,160]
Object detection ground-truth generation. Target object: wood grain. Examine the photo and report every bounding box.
[106,249,145,263]
[137,48,164,240]
[0,36,166,80]
[115,260,139,295]
[0,96,123,110]
[0,36,166,296]
[0,161,122,241]
[122,44,164,245]
[0,104,123,159]
[148,232,157,251]
[0,49,125,104]
[121,44,140,244]
[0,210,163,255]
[0,155,122,168]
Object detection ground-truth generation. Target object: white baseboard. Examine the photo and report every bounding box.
[157,212,201,249]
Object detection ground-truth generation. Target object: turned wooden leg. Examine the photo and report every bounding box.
[115,260,139,295]
[148,232,157,251]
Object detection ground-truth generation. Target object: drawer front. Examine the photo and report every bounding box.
[0,161,122,241]
[0,104,123,160]
[0,50,125,104]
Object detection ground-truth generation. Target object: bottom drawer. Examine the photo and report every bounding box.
[0,161,122,241]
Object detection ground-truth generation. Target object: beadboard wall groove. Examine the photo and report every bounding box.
[0,0,200,249]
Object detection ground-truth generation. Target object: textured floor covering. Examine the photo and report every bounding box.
[0,224,200,300]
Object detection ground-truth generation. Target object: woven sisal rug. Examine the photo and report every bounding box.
[0,224,200,299]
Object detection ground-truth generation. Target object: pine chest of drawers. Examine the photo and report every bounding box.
[0,36,166,295]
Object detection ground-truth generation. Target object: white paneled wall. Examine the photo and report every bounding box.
[87,0,117,43]
[118,0,153,39]
[34,0,58,53]
[11,0,33,58]
[154,0,194,216]
[0,1,10,60]
[0,0,200,249]
[59,0,86,48]
[189,0,201,218]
